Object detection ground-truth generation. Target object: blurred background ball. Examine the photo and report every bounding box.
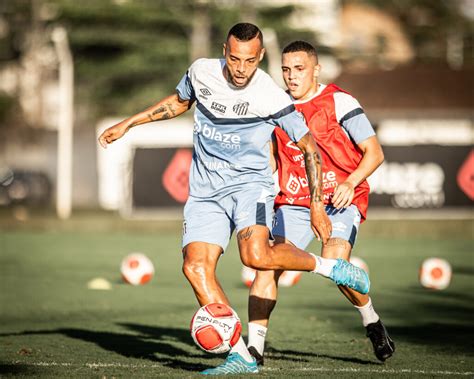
[419,257,452,290]
[120,253,154,285]
[241,265,302,288]
[350,256,369,273]
[241,265,255,287]
[278,270,303,287]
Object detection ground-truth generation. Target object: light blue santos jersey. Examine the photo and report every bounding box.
[176,58,309,198]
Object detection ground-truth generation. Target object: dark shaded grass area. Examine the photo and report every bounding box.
[0,216,473,377]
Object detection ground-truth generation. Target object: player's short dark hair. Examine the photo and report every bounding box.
[227,23,263,45]
[282,40,318,62]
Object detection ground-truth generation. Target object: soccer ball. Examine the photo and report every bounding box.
[120,253,154,285]
[419,257,452,290]
[241,265,302,288]
[241,265,256,287]
[190,303,242,354]
[349,256,369,273]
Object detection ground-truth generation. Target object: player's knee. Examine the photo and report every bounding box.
[241,249,271,270]
[182,258,208,282]
[322,238,351,260]
[241,253,255,269]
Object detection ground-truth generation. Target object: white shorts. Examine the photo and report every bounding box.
[272,204,361,250]
[182,185,275,251]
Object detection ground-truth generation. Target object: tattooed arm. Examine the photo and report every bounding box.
[98,93,192,148]
[296,132,332,244]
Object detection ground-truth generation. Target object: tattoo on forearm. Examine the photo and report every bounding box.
[151,104,173,120]
[166,102,176,116]
[147,113,153,122]
[152,105,166,116]
[238,227,254,241]
[305,151,323,203]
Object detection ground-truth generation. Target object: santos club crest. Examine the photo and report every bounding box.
[233,101,249,116]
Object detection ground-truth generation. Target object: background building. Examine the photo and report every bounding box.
[0,0,472,218]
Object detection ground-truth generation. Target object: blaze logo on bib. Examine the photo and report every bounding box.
[323,171,338,190]
[286,173,308,195]
[162,149,193,203]
[286,173,300,195]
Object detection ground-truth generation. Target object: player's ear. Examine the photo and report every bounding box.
[259,48,266,62]
[223,43,227,57]
[314,64,321,79]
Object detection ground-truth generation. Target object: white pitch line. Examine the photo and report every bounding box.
[263,366,474,376]
[8,361,474,376]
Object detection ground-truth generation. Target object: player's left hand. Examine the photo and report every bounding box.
[310,202,332,245]
[332,181,355,209]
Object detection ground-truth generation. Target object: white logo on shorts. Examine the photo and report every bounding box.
[332,221,347,233]
[235,211,249,221]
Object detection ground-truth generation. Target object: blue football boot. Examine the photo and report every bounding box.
[329,258,370,294]
[201,352,258,375]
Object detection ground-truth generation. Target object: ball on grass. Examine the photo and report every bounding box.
[120,253,154,285]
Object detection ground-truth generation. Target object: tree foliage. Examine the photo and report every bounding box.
[0,0,471,129]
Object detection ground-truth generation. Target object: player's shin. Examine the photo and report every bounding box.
[247,270,280,360]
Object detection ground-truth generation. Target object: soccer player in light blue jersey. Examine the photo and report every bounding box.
[99,23,370,375]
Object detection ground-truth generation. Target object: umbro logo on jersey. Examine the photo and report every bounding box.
[233,101,249,116]
[211,101,227,114]
[200,88,212,96]
[286,140,301,151]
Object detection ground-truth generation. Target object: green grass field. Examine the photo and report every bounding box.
[0,212,473,378]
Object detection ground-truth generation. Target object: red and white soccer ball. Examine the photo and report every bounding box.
[349,256,369,274]
[191,303,242,354]
[241,265,302,288]
[120,253,154,285]
[419,257,452,290]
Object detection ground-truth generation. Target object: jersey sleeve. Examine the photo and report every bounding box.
[334,91,375,144]
[176,65,196,102]
[268,86,309,143]
[272,106,309,143]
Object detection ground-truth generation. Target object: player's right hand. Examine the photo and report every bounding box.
[332,181,355,209]
[98,122,129,148]
[310,202,332,245]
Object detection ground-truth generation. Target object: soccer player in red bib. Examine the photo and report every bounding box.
[247,40,395,364]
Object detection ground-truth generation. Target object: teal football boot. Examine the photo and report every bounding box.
[201,352,258,375]
[329,258,370,294]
